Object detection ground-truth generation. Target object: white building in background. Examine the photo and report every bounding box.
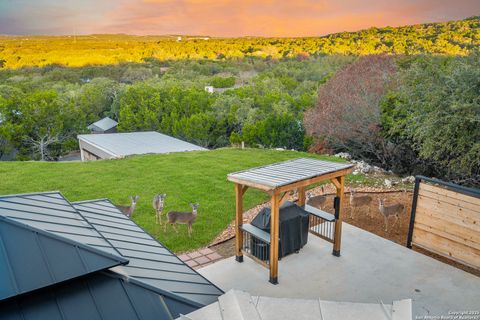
[77,131,207,161]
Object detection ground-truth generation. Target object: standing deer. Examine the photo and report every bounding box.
[116,196,139,218]
[152,194,166,225]
[349,189,372,219]
[378,199,404,232]
[307,186,326,209]
[165,203,199,237]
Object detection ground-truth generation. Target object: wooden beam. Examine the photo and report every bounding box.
[333,176,345,256]
[241,185,249,196]
[227,176,274,192]
[276,168,353,193]
[297,187,306,206]
[330,178,341,189]
[279,192,289,207]
[269,192,280,284]
[235,183,244,262]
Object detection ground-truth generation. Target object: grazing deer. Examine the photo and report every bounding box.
[349,189,372,219]
[378,199,404,232]
[152,194,166,225]
[165,203,199,237]
[307,186,327,209]
[116,196,139,218]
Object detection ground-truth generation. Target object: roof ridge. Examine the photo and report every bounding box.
[0,190,62,199]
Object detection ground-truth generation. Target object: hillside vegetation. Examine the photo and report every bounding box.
[0,17,478,69]
[0,149,352,252]
[0,17,479,185]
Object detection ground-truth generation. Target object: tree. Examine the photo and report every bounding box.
[17,91,76,160]
[381,54,480,185]
[304,55,398,166]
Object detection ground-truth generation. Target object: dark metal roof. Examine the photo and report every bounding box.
[73,199,224,305]
[228,157,353,189]
[0,191,222,316]
[0,216,128,301]
[0,192,118,256]
[0,270,199,320]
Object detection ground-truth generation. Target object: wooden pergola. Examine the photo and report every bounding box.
[227,158,353,284]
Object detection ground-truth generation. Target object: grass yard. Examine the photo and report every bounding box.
[0,148,361,252]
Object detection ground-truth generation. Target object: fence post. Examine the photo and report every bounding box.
[406,176,421,249]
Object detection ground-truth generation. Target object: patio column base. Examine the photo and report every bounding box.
[332,249,341,257]
[235,255,243,262]
[269,276,278,285]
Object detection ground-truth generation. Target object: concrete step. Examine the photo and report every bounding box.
[218,290,261,320]
[181,290,412,320]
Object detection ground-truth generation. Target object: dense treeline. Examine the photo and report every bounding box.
[305,53,480,186]
[0,56,350,160]
[0,17,478,68]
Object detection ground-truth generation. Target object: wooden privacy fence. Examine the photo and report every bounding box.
[407,176,480,270]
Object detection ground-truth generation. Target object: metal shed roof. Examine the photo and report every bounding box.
[77,131,207,158]
[0,270,199,320]
[0,216,127,301]
[73,199,224,305]
[227,157,354,190]
[87,117,118,131]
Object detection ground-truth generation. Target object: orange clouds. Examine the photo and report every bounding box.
[2,0,479,36]
[96,0,480,36]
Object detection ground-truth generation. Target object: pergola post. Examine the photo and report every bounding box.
[297,187,306,206]
[269,191,280,284]
[333,176,345,256]
[235,183,243,262]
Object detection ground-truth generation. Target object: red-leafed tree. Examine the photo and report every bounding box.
[304,55,398,165]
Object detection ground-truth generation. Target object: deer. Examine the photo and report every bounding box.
[152,194,166,225]
[165,203,199,237]
[116,196,139,218]
[307,186,327,209]
[349,189,372,219]
[378,199,404,232]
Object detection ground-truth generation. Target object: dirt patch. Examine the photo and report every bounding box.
[209,184,480,277]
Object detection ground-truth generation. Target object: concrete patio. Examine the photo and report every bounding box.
[199,223,480,317]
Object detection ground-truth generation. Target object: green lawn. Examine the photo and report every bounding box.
[0,148,361,252]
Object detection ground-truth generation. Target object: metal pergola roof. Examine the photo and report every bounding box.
[0,191,223,318]
[228,158,354,191]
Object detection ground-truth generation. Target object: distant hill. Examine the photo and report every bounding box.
[0,16,478,68]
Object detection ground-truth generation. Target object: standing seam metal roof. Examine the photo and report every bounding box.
[0,216,128,301]
[72,199,224,305]
[0,191,222,316]
[0,269,200,320]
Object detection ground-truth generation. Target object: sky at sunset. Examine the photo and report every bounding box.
[1,0,479,37]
